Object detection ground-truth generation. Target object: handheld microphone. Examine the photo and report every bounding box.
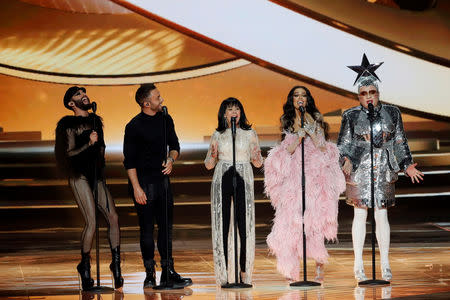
[367,102,375,121]
[368,102,374,115]
[231,117,237,136]
[298,101,305,113]
[162,106,168,116]
[91,102,97,113]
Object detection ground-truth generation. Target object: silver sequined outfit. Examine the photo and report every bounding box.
[204,128,261,285]
[337,104,413,208]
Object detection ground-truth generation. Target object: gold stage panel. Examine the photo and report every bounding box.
[0,247,449,299]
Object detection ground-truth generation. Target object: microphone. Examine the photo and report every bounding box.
[231,117,237,136]
[368,103,374,118]
[162,106,168,116]
[91,102,97,113]
[297,101,305,113]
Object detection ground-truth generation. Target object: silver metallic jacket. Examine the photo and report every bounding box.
[337,103,413,208]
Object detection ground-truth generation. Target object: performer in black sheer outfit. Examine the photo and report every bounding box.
[55,86,123,291]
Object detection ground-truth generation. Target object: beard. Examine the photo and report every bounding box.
[73,99,92,111]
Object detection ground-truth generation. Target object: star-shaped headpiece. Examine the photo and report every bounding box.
[347,53,383,85]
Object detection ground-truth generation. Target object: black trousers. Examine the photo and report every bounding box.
[132,176,173,262]
[221,167,247,272]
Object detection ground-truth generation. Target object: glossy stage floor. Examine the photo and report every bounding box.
[1,144,449,299]
[1,223,450,300]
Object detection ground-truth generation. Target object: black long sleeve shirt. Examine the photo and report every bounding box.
[55,114,105,185]
[123,111,180,182]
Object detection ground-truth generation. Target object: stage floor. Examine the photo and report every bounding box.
[1,245,449,300]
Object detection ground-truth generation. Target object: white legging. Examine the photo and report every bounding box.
[352,207,390,271]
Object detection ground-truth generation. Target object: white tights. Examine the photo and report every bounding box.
[352,207,390,272]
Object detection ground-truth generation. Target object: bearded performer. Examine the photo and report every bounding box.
[55,86,123,291]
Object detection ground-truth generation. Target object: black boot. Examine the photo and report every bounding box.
[143,259,156,288]
[110,246,124,290]
[160,258,193,288]
[77,251,94,291]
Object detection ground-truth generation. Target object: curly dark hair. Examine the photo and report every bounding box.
[216,97,252,133]
[280,86,329,140]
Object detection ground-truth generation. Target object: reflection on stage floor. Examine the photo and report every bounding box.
[1,245,449,299]
[0,142,449,299]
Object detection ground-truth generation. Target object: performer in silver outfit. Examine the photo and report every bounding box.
[204,97,263,286]
[337,54,424,282]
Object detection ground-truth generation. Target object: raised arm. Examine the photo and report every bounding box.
[250,129,263,168]
[204,131,219,170]
[162,115,180,175]
[305,117,326,152]
[65,127,97,157]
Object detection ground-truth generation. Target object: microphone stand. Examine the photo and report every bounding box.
[290,106,320,288]
[154,106,183,290]
[358,104,390,286]
[90,102,114,293]
[222,117,252,289]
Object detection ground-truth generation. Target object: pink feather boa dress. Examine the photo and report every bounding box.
[264,131,345,280]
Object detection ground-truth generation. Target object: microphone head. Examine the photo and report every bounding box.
[162,106,168,115]
[368,102,374,112]
[91,102,97,113]
[230,117,237,134]
[297,101,305,113]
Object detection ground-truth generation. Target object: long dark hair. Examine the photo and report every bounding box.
[216,97,252,133]
[280,86,329,140]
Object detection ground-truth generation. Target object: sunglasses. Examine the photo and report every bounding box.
[359,90,378,97]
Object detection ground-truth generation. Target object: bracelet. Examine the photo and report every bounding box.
[167,157,175,163]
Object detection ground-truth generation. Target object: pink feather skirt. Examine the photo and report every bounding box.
[264,134,346,280]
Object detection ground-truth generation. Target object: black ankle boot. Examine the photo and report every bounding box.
[109,246,124,289]
[77,251,94,291]
[160,258,193,288]
[143,259,156,288]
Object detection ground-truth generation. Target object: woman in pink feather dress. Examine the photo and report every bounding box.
[264,86,346,282]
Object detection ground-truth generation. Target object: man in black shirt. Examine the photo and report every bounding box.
[123,83,192,289]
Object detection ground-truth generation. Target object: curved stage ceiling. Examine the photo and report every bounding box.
[0,0,448,118]
[0,0,250,84]
[115,0,450,118]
